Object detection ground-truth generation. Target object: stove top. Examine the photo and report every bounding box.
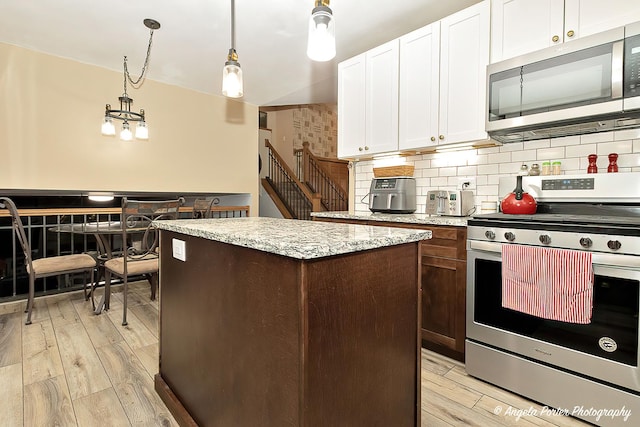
[470,212,640,227]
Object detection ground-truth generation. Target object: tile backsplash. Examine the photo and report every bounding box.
[353,129,640,214]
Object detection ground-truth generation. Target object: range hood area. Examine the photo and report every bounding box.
[486,21,640,143]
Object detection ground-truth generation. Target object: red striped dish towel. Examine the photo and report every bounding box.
[502,244,594,324]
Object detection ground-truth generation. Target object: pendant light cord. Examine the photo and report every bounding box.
[231,0,236,50]
[122,27,156,95]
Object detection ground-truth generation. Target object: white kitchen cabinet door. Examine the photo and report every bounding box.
[439,0,490,145]
[491,0,564,62]
[338,54,366,158]
[564,0,640,40]
[399,22,440,151]
[365,39,400,155]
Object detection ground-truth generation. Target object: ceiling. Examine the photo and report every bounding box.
[0,0,481,107]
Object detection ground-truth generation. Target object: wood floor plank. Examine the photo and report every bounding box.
[47,297,81,328]
[128,303,159,338]
[54,321,111,400]
[24,375,76,426]
[0,301,23,316]
[421,409,454,427]
[135,342,160,378]
[73,387,131,427]
[421,348,459,376]
[444,366,590,426]
[423,385,512,427]
[473,395,555,427]
[421,368,482,409]
[0,363,23,426]
[22,319,64,385]
[104,299,157,350]
[0,312,22,368]
[71,299,124,350]
[96,340,177,426]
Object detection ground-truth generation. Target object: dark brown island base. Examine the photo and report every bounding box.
[152,217,431,427]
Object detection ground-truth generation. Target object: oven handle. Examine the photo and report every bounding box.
[467,240,640,269]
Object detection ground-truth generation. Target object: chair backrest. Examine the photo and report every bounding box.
[121,197,184,258]
[0,197,34,274]
[192,198,217,219]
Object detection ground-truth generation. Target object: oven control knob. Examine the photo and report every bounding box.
[504,232,516,242]
[607,240,622,251]
[539,234,551,245]
[579,237,593,248]
[485,230,496,240]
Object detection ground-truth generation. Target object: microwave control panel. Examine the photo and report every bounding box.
[625,34,640,98]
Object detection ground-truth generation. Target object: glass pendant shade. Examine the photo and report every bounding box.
[222,60,244,98]
[307,6,336,62]
[101,116,116,136]
[135,121,149,140]
[120,121,133,141]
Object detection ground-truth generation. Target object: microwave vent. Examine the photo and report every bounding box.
[488,114,640,143]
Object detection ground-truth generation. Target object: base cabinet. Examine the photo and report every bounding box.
[313,217,467,361]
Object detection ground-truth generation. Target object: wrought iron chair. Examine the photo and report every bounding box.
[191,197,220,218]
[0,197,97,325]
[103,197,183,325]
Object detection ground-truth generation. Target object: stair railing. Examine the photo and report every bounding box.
[265,140,321,220]
[301,142,348,212]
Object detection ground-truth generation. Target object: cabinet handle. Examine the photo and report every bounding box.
[567,30,575,38]
[439,135,445,140]
[364,146,369,151]
[358,147,363,151]
[430,136,436,142]
[552,35,559,43]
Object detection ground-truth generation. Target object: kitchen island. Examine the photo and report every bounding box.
[153,217,431,427]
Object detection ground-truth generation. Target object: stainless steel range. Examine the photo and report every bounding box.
[466,173,640,426]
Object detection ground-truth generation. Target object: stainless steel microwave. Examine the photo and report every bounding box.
[486,21,640,143]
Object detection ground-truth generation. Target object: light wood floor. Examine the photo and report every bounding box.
[0,281,590,427]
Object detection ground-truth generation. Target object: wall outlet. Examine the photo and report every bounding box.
[172,238,186,262]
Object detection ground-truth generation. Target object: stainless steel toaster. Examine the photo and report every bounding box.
[369,177,416,214]
[425,190,475,216]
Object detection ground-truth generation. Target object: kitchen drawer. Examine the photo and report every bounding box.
[421,225,467,260]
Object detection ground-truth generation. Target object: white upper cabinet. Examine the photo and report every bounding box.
[492,0,640,63]
[338,54,366,158]
[337,41,399,158]
[338,0,490,158]
[439,0,490,145]
[365,40,400,155]
[399,22,441,150]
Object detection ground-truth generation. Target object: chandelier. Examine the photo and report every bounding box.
[222,0,243,98]
[101,18,160,141]
[307,0,336,62]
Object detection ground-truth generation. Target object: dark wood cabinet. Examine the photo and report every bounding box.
[419,226,467,362]
[313,217,467,361]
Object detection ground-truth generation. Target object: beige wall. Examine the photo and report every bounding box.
[0,42,258,214]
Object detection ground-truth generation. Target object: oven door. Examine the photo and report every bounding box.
[467,240,640,392]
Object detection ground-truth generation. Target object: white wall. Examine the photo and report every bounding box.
[353,129,640,214]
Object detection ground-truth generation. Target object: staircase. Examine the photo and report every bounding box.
[262,140,348,220]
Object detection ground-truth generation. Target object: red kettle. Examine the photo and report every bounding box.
[501,175,537,214]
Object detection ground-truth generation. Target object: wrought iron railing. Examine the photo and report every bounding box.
[303,148,348,212]
[0,205,250,302]
[265,140,320,220]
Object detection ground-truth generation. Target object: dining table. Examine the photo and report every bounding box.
[49,220,153,314]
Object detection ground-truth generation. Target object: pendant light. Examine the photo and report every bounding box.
[101,19,160,141]
[222,0,243,98]
[307,0,336,62]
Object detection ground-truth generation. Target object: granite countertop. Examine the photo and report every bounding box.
[154,217,432,260]
[311,211,469,227]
